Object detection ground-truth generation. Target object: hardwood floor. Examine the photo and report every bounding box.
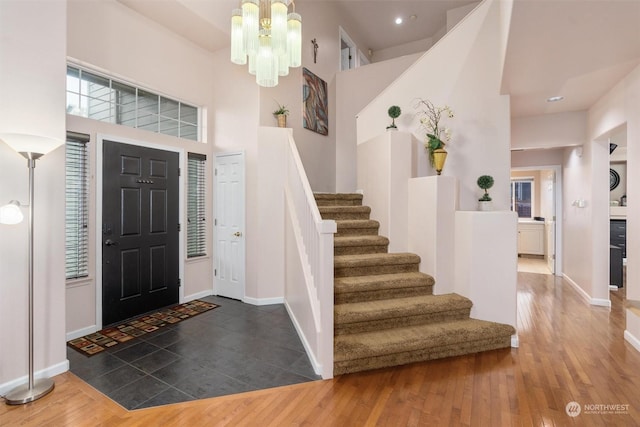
[3,272,640,426]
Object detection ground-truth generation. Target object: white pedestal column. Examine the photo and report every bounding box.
[408,176,458,294]
[454,211,518,343]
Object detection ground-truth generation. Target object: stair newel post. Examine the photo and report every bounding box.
[318,219,336,379]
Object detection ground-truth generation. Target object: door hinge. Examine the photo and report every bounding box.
[178,223,181,232]
[178,278,182,287]
[178,167,181,177]
[215,168,218,176]
[214,269,217,276]
[215,218,217,226]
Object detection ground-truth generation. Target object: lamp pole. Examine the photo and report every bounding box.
[5,152,55,405]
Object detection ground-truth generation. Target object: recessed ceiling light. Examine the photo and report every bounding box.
[547,96,564,102]
[395,17,403,25]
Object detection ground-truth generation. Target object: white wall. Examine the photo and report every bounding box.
[65,0,215,335]
[586,63,640,308]
[0,0,68,390]
[511,148,564,168]
[255,2,368,193]
[371,38,432,63]
[357,0,511,212]
[511,112,587,150]
[335,53,421,192]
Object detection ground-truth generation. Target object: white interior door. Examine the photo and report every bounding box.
[214,152,245,300]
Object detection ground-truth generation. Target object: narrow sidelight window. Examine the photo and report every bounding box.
[187,153,207,258]
[65,132,90,279]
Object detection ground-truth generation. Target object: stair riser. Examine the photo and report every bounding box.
[315,199,362,207]
[336,228,379,237]
[335,245,388,256]
[335,286,434,304]
[321,212,371,220]
[335,309,471,335]
[334,337,512,375]
[335,263,419,277]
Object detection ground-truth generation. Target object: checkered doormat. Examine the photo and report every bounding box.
[67,300,218,356]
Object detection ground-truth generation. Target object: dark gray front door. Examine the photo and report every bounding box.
[102,140,179,326]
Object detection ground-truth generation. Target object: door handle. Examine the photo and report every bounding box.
[233,231,242,237]
[104,239,119,246]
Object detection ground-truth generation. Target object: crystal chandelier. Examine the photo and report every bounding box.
[231,0,302,87]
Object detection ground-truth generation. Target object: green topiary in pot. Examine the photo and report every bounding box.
[477,175,494,201]
[386,105,401,129]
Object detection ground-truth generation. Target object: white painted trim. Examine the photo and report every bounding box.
[284,300,322,376]
[610,285,620,291]
[624,330,640,353]
[183,290,213,303]
[66,325,98,341]
[95,134,185,329]
[563,273,591,304]
[511,334,519,348]
[591,298,612,308]
[0,361,69,396]
[243,296,284,306]
[563,273,611,307]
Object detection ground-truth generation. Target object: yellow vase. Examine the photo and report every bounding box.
[432,148,448,175]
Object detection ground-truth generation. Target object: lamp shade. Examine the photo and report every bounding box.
[0,133,64,156]
[0,200,24,225]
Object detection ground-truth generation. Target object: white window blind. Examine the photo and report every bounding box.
[65,132,90,279]
[187,153,206,258]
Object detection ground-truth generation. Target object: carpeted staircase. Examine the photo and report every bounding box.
[315,193,515,375]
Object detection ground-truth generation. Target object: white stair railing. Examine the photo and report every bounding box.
[284,132,336,379]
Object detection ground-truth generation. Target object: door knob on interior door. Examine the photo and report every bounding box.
[233,231,242,237]
[104,239,119,246]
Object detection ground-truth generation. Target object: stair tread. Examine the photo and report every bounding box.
[334,319,516,361]
[335,253,421,268]
[335,294,471,322]
[314,193,363,200]
[334,235,389,247]
[319,206,370,212]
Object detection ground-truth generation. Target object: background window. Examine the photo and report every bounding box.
[187,153,207,258]
[65,133,90,279]
[511,179,533,218]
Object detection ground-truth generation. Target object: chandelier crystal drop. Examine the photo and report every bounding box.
[231,0,302,87]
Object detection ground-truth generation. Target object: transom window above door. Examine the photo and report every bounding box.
[66,65,200,142]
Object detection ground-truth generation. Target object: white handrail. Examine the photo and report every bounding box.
[284,132,336,379]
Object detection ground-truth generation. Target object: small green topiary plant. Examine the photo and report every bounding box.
[477,175,494,201]
[387,105,401,129]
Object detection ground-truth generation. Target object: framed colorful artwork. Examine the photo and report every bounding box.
[302,67,328,135]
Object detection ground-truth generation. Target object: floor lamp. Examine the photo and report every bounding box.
[0,133,64,405]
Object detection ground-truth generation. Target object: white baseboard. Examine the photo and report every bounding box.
[610,285,620,291]
[66,325,98,341]
[562,274,611,307]
[0,360,69,396]
[243,296,284,306]
[284,300,322,376]
[511,334,519,348]
[624,330,640,353]
[183,289,213,303]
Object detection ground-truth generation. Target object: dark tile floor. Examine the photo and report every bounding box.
[67,296,320,410]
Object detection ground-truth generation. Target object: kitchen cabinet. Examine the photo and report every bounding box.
[610,219,626,258]
[518,222,545,255]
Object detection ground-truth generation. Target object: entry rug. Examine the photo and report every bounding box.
[67,300,219,357]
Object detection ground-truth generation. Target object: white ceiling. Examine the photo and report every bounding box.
[116,0,640,118]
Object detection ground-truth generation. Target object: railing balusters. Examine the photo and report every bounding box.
[284,134,336,379]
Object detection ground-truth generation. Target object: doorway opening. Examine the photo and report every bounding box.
[511,165,563,276]
[339,26,357,71]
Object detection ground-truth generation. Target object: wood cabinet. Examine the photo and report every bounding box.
[518,222,545,255]
[610,219,626,258]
